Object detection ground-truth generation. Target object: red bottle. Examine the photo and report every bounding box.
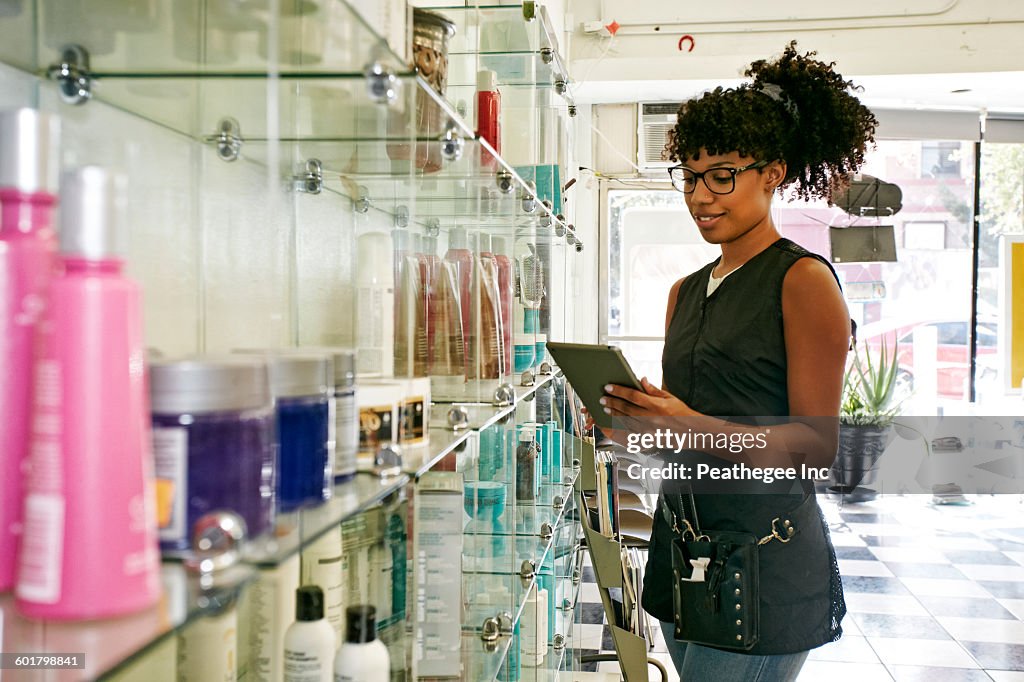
[476,69,501,164]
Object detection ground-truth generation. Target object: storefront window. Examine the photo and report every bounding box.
[606,139,988,406]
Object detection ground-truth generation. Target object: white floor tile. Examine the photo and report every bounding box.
[576,623,607,650]
[839,559,897,577]
[568,673,621,682]
[898,577,993,598]
[797,660,894,681]
[931,537,999,552]
[1004,551,1024,567]
[580,582,601,604]
[842,616,863,636]
[998,598,1024,621]
[844,593,929,616]
[867,637,979,668]
[934,616,1024,644]
[846,523,918,537]
[953,563,1024,582]
[807,635,881,663]
[830,533,869,547]
[988,672,1024,682]
[868,547,950,564]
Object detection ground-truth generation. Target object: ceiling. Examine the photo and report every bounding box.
[572,71,1024,116]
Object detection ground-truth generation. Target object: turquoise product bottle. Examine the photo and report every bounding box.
[386,508,407,623]
[548,423,562,475]
[478,424,501,482]
[498,619,520,682]
[534,422,552,485]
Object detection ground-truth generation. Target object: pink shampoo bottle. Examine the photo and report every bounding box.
[0,109,60,592]
[16,167,160,619]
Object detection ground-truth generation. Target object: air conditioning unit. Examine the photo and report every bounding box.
[637,102,682,172]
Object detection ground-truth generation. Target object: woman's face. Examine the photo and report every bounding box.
[682,149,782,245]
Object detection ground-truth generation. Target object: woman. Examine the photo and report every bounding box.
[595,43,877,680]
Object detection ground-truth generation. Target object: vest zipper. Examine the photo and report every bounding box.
[687,296,710,405]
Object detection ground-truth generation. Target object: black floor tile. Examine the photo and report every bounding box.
[850,613,950,639]
[601,625,615,651]
[978,581,1024,599]
[883,562,968,580]
[577,649,600,673]
[582,565,596,583]
[913,595,1016,620]
[961,641,1024,671]
[581,603,606,625]
[834,546,879,561]
[840,575,910,595]
[943,549,1019,565]
[888,665,994,682]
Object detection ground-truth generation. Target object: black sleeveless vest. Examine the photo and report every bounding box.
[641,238,846,655]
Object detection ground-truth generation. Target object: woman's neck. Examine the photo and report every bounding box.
[715,214,781,276]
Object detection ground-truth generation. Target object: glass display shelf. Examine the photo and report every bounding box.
[427,4,572,97]
[0,562,253,681]
[241,471,409,568]
[410,373,555,477]
[0,0,407,77]
[461,630,514,682]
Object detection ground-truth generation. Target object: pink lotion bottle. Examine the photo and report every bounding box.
[0,108,61,593]
[16,167,160,619]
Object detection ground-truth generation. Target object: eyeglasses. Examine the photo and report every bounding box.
[668,160,768,195]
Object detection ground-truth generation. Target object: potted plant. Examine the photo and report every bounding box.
[828,339,902,500]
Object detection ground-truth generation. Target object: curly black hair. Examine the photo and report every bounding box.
[666,41,878,202]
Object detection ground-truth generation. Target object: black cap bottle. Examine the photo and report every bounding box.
[334,604,390,681]
[283,586,335,682]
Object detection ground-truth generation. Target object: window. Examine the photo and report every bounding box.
[921,141,962,177]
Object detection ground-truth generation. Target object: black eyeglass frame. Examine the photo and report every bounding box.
[668,160,769,195]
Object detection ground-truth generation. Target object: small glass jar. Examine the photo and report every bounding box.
[259,353,334,512]
[149,357,275,553]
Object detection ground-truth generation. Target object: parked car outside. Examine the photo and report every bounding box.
[858,318,997,400]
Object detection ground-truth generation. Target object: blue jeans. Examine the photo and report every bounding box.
[659,621,809,681]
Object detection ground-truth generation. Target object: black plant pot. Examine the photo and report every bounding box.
[828,424,892,501]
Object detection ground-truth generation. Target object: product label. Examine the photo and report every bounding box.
[302,535,344,641]
[152,427,188,542]
[15,493,65,603]
[399,396,425,444]
[282,650,326,682]
[28,360,63,493]
[359,404,394,457]
[334,393,359,476]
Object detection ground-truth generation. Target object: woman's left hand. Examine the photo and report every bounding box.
[599,378,695,419]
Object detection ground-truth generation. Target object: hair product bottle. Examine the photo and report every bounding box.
[283,585,336,682]
[16,166,160,619]
[468,233,504,389]
[0,109,60,593]
[393,230,429,378]
[476,69,501,162]
[443,225,472,373]
[356,232,394,377]
[489,235,513,379]
[333,605,390,682]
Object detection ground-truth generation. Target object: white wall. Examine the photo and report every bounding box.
[569,0,1024,82]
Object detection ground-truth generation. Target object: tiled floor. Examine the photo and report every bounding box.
[574,495,1024,681]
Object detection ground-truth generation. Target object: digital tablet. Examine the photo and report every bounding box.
[545,341,644,430]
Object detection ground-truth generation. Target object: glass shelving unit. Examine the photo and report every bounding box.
[0,1,581,679]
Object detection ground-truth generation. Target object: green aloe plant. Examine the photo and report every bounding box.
[841,339,902,427]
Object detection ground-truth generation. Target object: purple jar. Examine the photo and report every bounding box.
[150,357,275,554]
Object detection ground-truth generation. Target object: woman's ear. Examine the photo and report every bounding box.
[766,161,787,191]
